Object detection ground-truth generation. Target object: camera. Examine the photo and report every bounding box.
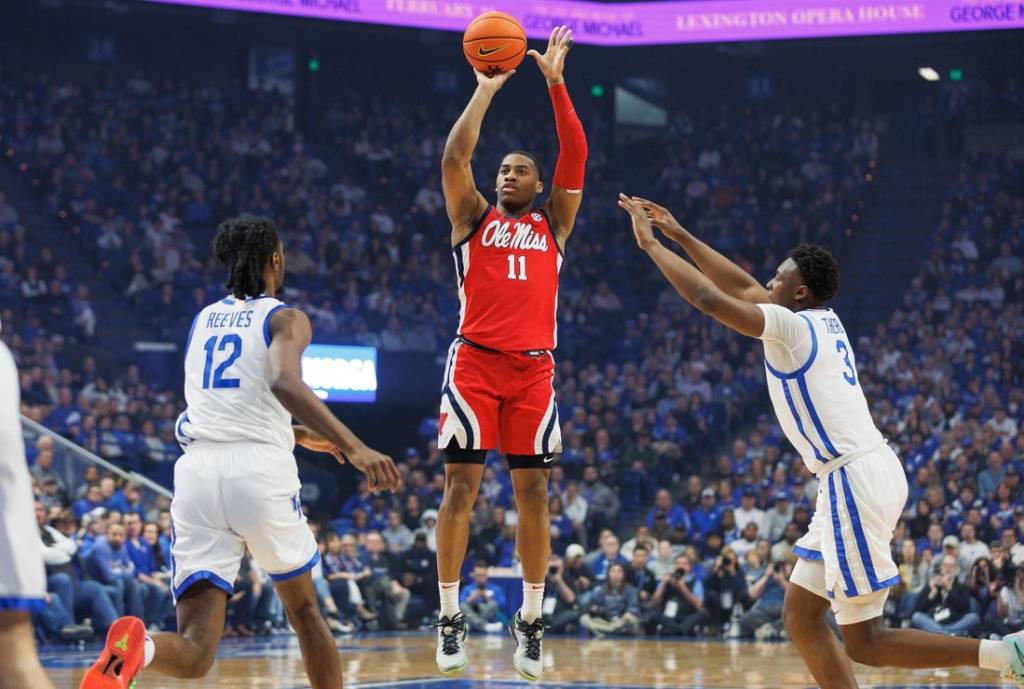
[773,562,784,573]
[549,565,559,576]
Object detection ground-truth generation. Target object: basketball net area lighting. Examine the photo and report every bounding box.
[918,67,940,82]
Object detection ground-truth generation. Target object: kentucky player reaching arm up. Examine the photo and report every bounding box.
[80,217,399,689]
[618,194,1024,689]
[435,25,586,682]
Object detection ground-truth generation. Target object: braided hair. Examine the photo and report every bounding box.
[213,216,280,299]
[789,243,840,304]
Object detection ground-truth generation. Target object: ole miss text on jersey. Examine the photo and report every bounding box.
[453,205,562,353]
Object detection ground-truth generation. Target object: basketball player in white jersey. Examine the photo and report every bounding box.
[618,194,1024,688]
[80,216,401,689]
[0,330,57,689]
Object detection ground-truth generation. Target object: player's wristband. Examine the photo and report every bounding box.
[549,83,588,191]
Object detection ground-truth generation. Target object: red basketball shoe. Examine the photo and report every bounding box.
[79,616,146,689]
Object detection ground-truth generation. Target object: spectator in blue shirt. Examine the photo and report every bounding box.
[339,480,373,518]
[459,564,507,632]
[590,533,629,582]
[86,522,145,620]
[978,452,1007,499]
[581,563,641,637]
[98,476,126,513]
[124,513,172,629]
[690,488,722,540]
[645,489,690,540]
[115,483,147,520]
[738,558,793,639]
[72,484,104,520]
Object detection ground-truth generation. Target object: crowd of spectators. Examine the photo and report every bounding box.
[3,57,1023,643]
[1,60,876,483]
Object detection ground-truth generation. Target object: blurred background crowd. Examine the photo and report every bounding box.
[2,1,1022,646]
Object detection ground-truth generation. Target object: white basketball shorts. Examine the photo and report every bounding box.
[0,343,46,612]
[790,443,908,625]
[170,441,319,603]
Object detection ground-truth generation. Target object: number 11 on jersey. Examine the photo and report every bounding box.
[507,254,527,281]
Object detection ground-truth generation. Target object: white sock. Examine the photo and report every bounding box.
[439,581,460,619]
[144,635,155,668]
[521,581,545,622]
[980,638,1010,671]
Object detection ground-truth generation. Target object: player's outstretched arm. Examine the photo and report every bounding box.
[631,196,769,304]
[619,194,765,339]
[267,308,401,492]
[532,26,587,247]
[442,69,513,244]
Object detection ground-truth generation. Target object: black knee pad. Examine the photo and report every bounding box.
[443,440,487,465]
[507,454,557,471]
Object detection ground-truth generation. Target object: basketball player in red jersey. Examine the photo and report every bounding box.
[433,25,586,682]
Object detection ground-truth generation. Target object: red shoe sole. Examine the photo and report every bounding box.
[79,616,146,689]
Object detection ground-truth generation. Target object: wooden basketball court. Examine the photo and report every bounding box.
[43,633,1009,688]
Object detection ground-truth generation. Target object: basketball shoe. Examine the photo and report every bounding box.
[433,612,468,676]
[1001,631,1024,687]
[79,616,146,689]
[509,609,545,682]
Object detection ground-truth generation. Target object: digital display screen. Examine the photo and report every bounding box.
[143,0,1024,47]
[302,344,377,403]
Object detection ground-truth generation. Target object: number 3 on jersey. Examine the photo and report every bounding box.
[202,334,242,389]
[835,340,856,386]
[507,254,527,281]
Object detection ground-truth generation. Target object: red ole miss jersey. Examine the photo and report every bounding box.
[454,205,563,352]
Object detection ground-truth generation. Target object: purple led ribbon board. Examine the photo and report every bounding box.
[143,0,1024,46]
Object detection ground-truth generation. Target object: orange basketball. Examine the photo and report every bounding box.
[463,11,527,76]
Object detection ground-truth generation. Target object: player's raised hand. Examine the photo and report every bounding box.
[618,193,658,251]
[475,68,516,96]
[527,25,572,86]
[347,444,402,493]
[631,196,686,241]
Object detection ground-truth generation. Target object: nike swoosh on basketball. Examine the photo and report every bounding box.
[477,44,506,57]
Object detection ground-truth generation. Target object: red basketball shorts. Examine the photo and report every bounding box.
[438,338,561,457]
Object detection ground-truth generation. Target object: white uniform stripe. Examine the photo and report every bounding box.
[444,342,482,449]
[533,390,556,455]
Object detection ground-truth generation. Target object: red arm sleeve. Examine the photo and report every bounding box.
[549,83,588,191]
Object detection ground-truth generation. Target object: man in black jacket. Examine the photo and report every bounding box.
[400,531,438,622]
[702,546,747,630]
[364,531,410,629]
[650,554,710,636]
[544,555,581,633]
[911,554,981,637]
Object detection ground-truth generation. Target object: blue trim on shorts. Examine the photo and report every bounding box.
[828,473,859,598]
[873,575,901,591]
[174,570,234,601]
[269,551,320,583]
[0,597,46,612]
[839,466,879,589]
[793,545,823,561]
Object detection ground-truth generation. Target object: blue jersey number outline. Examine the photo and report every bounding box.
[835,339,856,386]
[201,334,242,389]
